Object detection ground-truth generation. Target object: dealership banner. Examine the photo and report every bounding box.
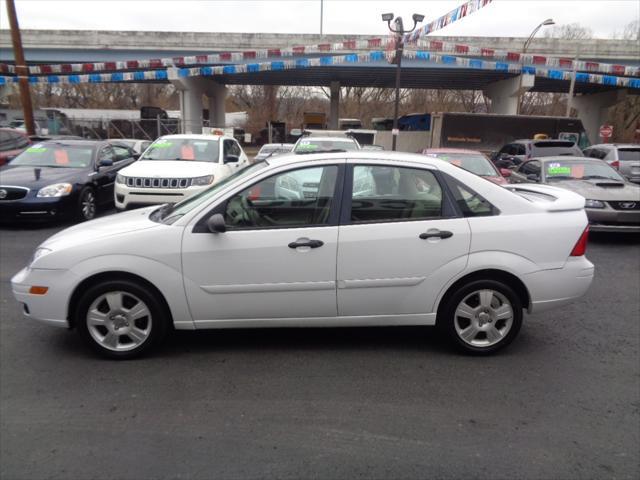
[2,50,638,90]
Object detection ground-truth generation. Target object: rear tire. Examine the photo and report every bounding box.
[439,279,522,355]
[75,279,169,359]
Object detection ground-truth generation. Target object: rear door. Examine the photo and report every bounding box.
[336,161,471,319]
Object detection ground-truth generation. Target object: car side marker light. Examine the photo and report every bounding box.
[29,286,49,295]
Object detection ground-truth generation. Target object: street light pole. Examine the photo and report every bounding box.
[516,18,554,115]
[382,13,424,151]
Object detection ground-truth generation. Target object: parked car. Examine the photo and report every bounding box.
[0,140,137,222]
[114,134,249,210]
[254,143,294,162]
[293,136,361,154]
[509,156,640,232]
[12,151,593,359]
[583,144,640,184]
[492,139,583,169]
[108,138,152,156]
[0,128,30,165]
[421,148,509,185]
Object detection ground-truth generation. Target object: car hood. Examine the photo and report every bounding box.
[119,160,222,178]
[0,165,85,189]
[546,179,640,200]
[41,206,162,251]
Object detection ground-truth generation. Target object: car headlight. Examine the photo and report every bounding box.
[30,247,52,267]
[584,199,605,209]
[116,173,126,184]
[191,175,214,186]
[37,183,72,197]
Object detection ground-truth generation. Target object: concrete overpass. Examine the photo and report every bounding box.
[1,30,638,143]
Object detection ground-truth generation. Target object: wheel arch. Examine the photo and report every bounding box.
[67,271,173,329]
[435,269,531,322]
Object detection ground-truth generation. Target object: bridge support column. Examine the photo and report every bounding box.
[169,70,227,134]
[483,74,534,115]
[329,81,340,129]
[0,83,12,101]
[573,90,627,144]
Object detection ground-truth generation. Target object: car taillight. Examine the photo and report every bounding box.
[570,226,589,256]
[610,160,619,169]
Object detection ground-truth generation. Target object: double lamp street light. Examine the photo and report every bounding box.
[382,12,424,151]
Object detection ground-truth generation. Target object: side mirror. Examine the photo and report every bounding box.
[206,213,227,233]
[526,174,539,182]
[224,154,239,164]
[99,158,114,167]
[500,168,512,178]
[132,154,140,160]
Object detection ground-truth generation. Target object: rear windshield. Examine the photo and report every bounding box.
[140,138,220,162]
[619,148,640,161]
[10,144,94,168]
[426,153,497,177]
[532,144,580,156]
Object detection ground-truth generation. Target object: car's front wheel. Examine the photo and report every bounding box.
[77,187,97,221]
[440,279,522,355]
[75,279,169,359]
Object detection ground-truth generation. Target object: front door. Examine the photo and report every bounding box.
[182,163,343,325]
[337,163,471,319]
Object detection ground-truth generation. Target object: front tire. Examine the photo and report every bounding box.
[75,279,169,359]
[77,187,97,221]
[439,279,523,355]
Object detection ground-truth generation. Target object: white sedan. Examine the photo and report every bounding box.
[12,151,594,359]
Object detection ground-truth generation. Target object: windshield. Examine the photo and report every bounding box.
[544,161,625,182]
[156,161,268,224]
[141,137,220,162]
[294,138,359,153]
[10,144,94,168]
[427,153,497,177]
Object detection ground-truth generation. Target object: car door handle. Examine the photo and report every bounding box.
[419,230,453,240]
[288,239,324,249]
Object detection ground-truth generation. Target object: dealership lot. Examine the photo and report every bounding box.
[1,215,638,479]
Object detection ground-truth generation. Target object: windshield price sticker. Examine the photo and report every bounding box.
[149,140,172,149]
[548,165,572,175]
[26,146,47,153]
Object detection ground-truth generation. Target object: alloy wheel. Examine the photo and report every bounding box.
[453,289,514,348]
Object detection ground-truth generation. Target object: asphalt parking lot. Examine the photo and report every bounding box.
[1,212,638,480]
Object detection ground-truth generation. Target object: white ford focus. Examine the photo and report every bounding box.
[12,151,594,359]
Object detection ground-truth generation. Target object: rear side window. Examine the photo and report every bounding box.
[350,166,442,223]
[449,181,495,217]
[618,148,640,161]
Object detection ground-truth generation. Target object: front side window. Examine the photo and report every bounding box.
[224,165,338,229]
[350,166,442,223]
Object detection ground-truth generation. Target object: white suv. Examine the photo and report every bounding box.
[115,134,249,210]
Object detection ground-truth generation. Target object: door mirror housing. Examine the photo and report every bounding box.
[99,158,114,168]
[526,174,540,182]
[206,213,227,233]
[224,154,239,164]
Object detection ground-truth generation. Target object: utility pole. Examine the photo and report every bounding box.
[566,47,580,117]
[6,0,36,136]
[320,0,323,35]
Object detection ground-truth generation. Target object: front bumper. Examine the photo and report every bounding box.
[0,194,77,222]
[11,267,79,328]
[525,256,595,313]
[114,183,207,209]
[586,207,640,233]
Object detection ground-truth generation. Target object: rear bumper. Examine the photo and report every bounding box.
[525,256,595,313]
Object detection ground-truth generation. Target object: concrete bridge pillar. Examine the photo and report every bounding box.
[572,90,627,145]
[483,74,535,115]
[169,70,227,133]
[329,81,340,130]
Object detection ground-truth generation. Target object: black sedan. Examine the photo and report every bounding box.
[0,140,137,223]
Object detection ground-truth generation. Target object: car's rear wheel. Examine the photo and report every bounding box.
[75,279,169,359]
[440,279,522,355]
[77,187,97,221]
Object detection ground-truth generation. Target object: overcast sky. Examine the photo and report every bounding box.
[1,0,638,38]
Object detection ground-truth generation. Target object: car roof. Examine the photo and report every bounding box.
[34,139,105,146]
[266,150,442,169]
[533,156,601,163]
[297,136,358,142]
[589,143,640,148]
[261,143,294,148]
[423,148,483,155]
[158,134,228,140]
[514,139,575,145]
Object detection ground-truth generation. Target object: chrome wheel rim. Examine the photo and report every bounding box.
[86,291,152,352]
[82,191,96,219]
[454,289,514,348]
